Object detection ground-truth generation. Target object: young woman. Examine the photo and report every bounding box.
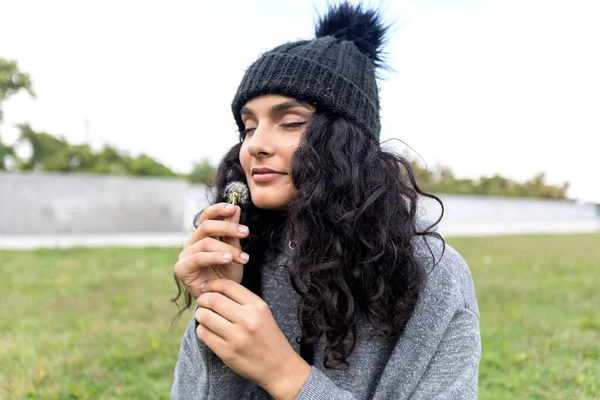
[171,3,480,399]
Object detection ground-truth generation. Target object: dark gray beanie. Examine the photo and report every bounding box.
[231,3,388,140]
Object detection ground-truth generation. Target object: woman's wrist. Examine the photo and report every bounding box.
[262,352,312,400]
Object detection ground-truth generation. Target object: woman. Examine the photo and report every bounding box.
[171,3,480,399]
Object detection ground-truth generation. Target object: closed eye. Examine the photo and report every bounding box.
[279,121,308,129]
[242,121,307,140]
[242,128,256,139]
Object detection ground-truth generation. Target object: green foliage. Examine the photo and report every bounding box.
[410,161,569,199]
[0,60,177,178]
[10,124,178,177]
[0,141,15,171]
[0,58,35,124]
[0,58,35,170]
[189,158,217,184]
[128,154,178,177]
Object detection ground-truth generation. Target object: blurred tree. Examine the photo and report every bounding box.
[409,160,568,199]
[0,140,15,171]
[189,158,217,184]
[16,124,68,171]
[13,124,178,177]
[127,154,178,177]
[0,58,35,170]
[93,145,129,174]
[0,58,35,124]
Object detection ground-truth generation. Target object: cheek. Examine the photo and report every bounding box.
[239,143,251,175]
[285,136,302,166]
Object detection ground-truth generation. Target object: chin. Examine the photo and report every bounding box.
[249,186,294,210]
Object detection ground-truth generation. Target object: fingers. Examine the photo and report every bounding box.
[179,237,250,265]
[226,204,241,225]
[195,306,233,340]
[196,316,228,346]
[199,219,249,240]
[184,203,242,248]
[199,279,261,306]
[174,252,224,282]
[223,205,242,249]
[197,292,243,324]
[175,247,248,280]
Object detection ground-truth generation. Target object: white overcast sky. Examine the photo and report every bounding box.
[1,0,599,202]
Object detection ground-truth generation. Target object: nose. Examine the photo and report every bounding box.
[246,124,274,158]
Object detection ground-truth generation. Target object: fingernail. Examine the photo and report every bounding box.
[240,252,249,261]
[225,204,234,209]
[222,253,232,260]
[238,225,249,234]
[199,281,207,290]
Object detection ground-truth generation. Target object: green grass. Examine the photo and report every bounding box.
[0,234,599,399]
[0,247,186,400]
[455,234,600,400]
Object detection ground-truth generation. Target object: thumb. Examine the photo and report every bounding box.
[224,205,242,250]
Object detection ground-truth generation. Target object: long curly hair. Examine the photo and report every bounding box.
[172,109,444,369]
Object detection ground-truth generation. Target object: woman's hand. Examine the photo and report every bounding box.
[174,203,250,299]
[195,279,312,400]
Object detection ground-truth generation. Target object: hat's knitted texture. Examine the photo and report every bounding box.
[231,3,386,140]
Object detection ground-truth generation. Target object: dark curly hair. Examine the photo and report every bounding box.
[172,109,445,370]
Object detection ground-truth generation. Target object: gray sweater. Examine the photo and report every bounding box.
[171,236,481,399]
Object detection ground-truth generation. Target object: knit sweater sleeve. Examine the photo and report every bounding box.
[295,367,356,400]
[407,307,480,399]
[170,308,253,399]
[170,314,209,399]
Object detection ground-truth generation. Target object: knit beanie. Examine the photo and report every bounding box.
[231,3,388,140]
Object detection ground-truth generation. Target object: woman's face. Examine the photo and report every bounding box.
[239,94,315,210]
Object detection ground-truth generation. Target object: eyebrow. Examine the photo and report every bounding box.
[240,100,312,118]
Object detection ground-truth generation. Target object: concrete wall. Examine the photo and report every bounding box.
[0,172,188,234]
[183,184,212,230]
[419,194,600,236]
[1,172,599,236]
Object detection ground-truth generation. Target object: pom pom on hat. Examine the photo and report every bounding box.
[315,2,388,68]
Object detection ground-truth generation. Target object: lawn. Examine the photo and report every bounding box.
[0,233,599,399]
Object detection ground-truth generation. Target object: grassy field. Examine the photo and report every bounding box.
[0,233,599,399]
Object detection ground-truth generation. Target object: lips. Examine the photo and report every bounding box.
[251,167,286,183]
[251,167,283,175]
